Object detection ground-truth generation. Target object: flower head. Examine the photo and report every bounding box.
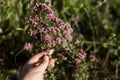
[75,58,81,66]
[77,49,87,60]
[47,13,55,21]
[45,35,52,48]
[24,43,33,50]
[75,39,79,44]
[89,55,98,62]
[56,37,62,44]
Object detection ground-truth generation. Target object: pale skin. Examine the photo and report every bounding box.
[19,49,55,80]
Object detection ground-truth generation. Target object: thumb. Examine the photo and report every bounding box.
[34,55,49,72]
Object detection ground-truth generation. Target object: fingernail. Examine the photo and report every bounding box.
[48,49,54,56]
[43,55,49,61]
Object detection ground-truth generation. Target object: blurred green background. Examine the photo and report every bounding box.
[0,0,120,80]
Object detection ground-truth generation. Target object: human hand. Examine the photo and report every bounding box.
[18,49,55,80]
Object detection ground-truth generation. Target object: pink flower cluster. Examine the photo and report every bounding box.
[77,49,87,60]
[24,43,33,50]
[75,58,81,67]
[89,55,98,62]
[75,49,98,67]
[28,3,73,48]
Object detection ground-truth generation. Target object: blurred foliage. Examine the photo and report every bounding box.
[0,0,120,80]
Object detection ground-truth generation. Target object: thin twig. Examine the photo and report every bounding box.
[83,7,96,54]
[115,61,120,79]
[102,47,112,69]
[15,48,24,67]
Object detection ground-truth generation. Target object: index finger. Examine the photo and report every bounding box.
[27,49,54,64]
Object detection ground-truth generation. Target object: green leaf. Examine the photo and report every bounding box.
[6,12,13,19]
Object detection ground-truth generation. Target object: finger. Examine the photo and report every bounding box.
[27,51,46,64]
[34,55,49,72]
[46,49,54,56]
[27,49,54,64]
[48,59,55,68]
